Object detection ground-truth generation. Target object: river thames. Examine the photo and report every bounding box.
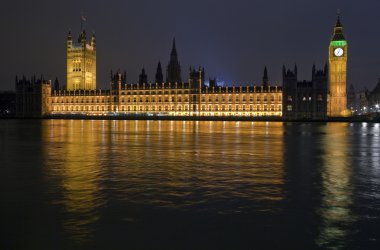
[0,120,379,249]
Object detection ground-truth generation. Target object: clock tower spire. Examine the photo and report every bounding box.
[328,13,349,117]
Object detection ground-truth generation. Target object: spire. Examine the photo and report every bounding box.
[139,67,147,85]
[263,66,269,87]
[171,38,177,56]
[155,61,163,84]
[335,13,342,28]
[167,38,182,83]
[332,12,345,41]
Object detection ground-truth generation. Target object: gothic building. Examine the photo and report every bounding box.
[17,17,357,120]
[282,65,328,120]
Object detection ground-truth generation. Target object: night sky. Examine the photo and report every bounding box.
[1,0,379,91]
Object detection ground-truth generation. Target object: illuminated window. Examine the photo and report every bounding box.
[287,105,292,111]
[287,96,292,101]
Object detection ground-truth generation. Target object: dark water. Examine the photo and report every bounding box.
[0,120,379,250]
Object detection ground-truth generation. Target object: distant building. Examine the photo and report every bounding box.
[0,91,16,117]
[356,90,370,114]
[282,65,328,120]
[347,84,356,112]
[67,30,96,90]
[369,78,380,110]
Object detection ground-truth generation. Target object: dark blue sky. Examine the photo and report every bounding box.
[1,0,379,91]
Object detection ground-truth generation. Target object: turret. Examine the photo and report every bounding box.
[67,30,72,49]
[155,61,163,84]
[54,77,60,91]
[262,66,269,87]
[91,32,96,50]
[139,67,148,85]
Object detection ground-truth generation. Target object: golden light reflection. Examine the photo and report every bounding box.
[106,121,285,211]
[43,120,104,242]
[317,123,355,249]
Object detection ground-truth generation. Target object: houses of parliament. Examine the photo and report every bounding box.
[15,16,349,119]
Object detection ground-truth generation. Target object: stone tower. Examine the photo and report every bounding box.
[328,14,349,117]
[67,30,96,90]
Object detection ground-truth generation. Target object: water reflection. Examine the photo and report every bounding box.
[103,121,285,212]
[317,123,355,249]
[43,120,105,242]
[2,119,380,248]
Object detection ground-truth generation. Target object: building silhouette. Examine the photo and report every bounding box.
[166,39,182,84]
[282,65,328,120]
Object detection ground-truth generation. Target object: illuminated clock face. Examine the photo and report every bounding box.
[334,48,344,57]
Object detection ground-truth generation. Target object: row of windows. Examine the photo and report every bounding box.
[53,104,282,112]
[51,95,282,104]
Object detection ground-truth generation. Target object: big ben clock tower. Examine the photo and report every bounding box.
[328,15,350,117]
